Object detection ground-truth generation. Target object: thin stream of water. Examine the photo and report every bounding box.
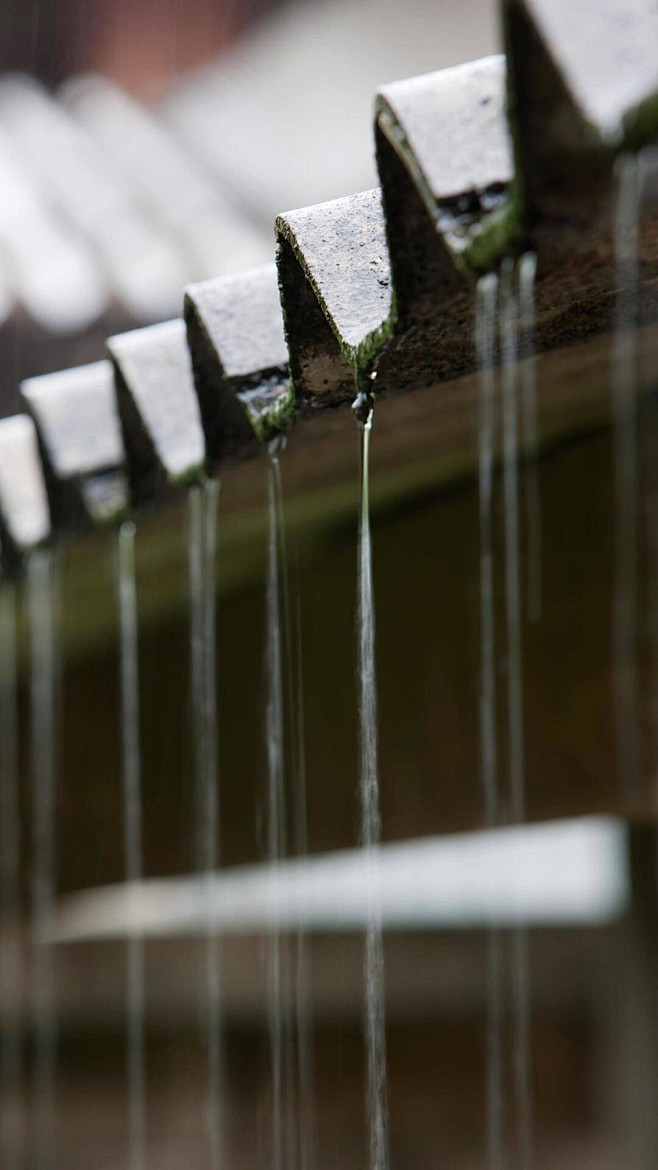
[356,406,389,1170]
[189,489,205,851]
[511,925,532,1170]
[272,454,297,1170]
[188,479,223,1166]
[646,434,658,795]
[500,262,525,826]
[271,449,314,1170]
[0,586,23,1168]
[118,523,146,1170]
[27,550,58,1170]
[639,149,658,798]
[476,274,499,830]
[477,268,535,1169]
[612,155,642,793]
[266,446,286,1170]
[203,479,222,1167]
[292,590,313,1170]
[518,253,541,623]
[476,273,504,1170]
[500,265,533,1170]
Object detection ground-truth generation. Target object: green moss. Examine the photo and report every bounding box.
[243,377,297,445]
[451,184,526,280]
[351,301,396,371]
[168,459,206,488]
[622,90,658,154]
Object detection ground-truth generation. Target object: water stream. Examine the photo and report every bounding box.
[519,253,540,623]
[0,586,23,1168]
[477,265,534,1170]
[271,447,314,1170]
[188,479,222,1166]
[476,274,500,831]
[640,149,658,798]
[612,155,642,794]
[355,398,389,1170]
[264,438,314,1170]
[292,597,313,1170]
[500,263,533,1170]
[266,444,287,1170]
[476,272,503,1170]
[118,523,146,1170]
[500,261,525,828]
[27,550,58,1170]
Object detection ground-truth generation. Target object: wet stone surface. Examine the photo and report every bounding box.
[0,413,50,569]
[21,360,128,528]
[277,189,391,407]
[185,264,288,462]
[108,318,205,504]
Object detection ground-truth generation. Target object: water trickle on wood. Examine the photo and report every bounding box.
[0,586,23,1168]
[118,522,146,1170]
[27,549,58,1170]
[355,398,389,1170]
[188,479,223,1167]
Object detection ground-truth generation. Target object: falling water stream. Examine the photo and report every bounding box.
[476,272,503,1170]
[271,446,314,1170]
[612,155,642,794]
[501,262,533,1170]
[27,550,58,1170]
[476,263,534,1170]
[640,149,658,795]
[118,523,146,1170]
[519,253,540,623]
[188,479,222,1166]
[264,436,314,1170]
[0,586,22,1168]
[476,274,500,833]
[265,442,287,1170]
[500,261,525,828]
[291,604,313,1170]
[355,395,389,1170]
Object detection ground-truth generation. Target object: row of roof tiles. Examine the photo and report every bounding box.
[1,0,658,571]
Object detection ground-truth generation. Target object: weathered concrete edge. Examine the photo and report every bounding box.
[275,210,395,373]
[183,288,292,455]
[107,322,206,507]
[502,0,658,241]
[374,57,518,279]
[379,106,519,279]
[0,414,51,574]
[20,365,129,530]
